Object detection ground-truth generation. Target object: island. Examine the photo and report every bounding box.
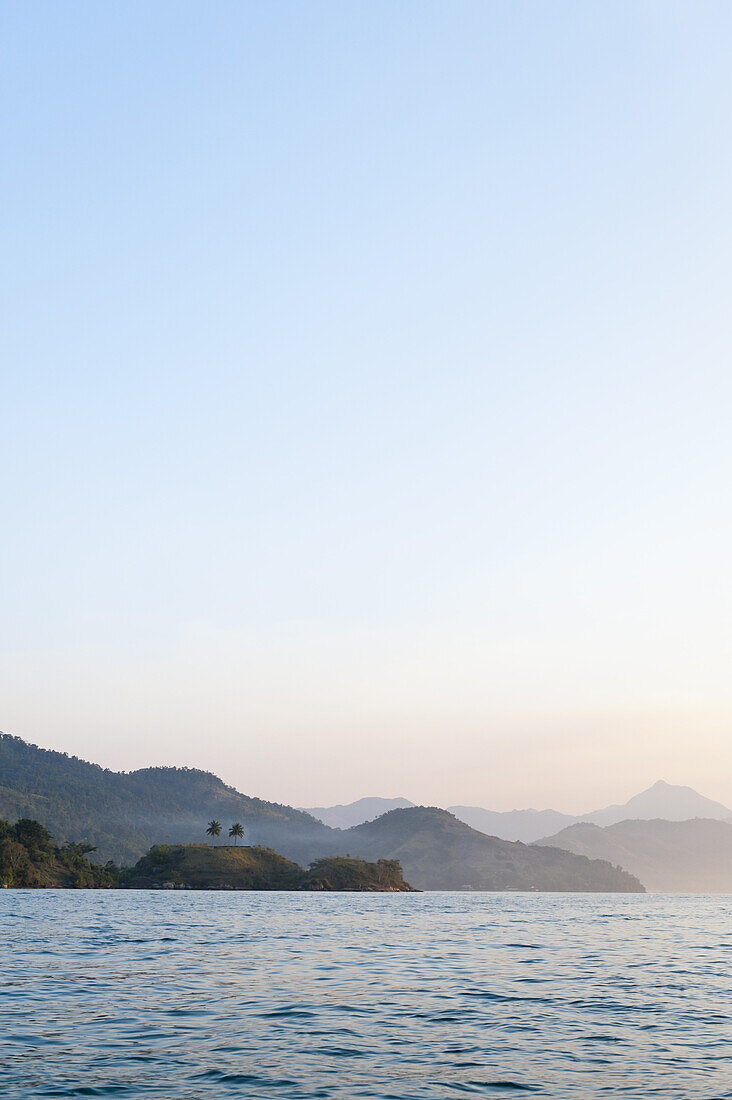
[122,844,415,891]
[0,817,414,891]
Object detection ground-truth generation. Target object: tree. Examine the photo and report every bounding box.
[13,818,53,854]
[229,822,244,845]
[206,820,222,846]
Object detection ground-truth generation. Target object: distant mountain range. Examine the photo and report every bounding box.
[448,805,576,842]
[7,731,732,891]
[310,781,732,842]
[0,734,641,892]
[536,818,732,893]
[302,797,415,829]
[451,780,731,841]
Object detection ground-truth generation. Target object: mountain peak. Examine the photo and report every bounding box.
[586,781,732,827]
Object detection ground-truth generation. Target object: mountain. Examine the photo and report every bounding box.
[0,735,643,891]
[0,733,334,866]
[303,796,415,829]
[581,780,732,827]
[333,806,643,892]
[448,806,576,843]
[450,781,732,843]
[535,818,732,892]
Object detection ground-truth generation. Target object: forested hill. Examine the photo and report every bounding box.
[536,818,732,892]
[0,818,115,888]
[0,735,644,891]
[341,806,644,892]
[123,846,414,892]
[0,734,332,865]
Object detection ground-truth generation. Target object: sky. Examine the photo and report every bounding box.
[2,2,732,812]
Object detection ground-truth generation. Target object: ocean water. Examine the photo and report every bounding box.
[1,892,731,1099]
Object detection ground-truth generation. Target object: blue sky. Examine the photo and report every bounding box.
[2,2,732,809]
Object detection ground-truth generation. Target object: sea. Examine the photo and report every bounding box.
[1,891,731,1098]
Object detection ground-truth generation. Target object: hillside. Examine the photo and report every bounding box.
[0,733,333,866]
[0,818,115,889]
[536,818,732,892]
[337,807,644,892]
[124,844,414,891]
[0,735,645,890]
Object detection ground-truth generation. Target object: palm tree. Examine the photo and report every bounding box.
[206,820,222,846]
[229,822,244,846]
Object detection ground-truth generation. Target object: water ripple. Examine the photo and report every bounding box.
[2,892,732,1097]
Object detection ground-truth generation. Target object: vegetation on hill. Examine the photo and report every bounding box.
[122,844,414,891]
[0,818,116,888]
[536,818,732,892]
[1,735,646,890]
[306,856,410,891]
[0,733,332,865]
[342,807,645,892]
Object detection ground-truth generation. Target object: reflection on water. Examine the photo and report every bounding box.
[1,891,731,1097]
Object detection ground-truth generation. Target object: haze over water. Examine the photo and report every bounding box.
[3,891,731,1098]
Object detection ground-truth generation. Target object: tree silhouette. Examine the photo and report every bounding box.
[229,822,244,845]
[206,820,222,846]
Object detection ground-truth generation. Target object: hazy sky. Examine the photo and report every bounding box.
[2,2,732,812]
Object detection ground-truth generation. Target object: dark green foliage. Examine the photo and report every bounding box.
[122,844,414,891]
[123,844,304,890]
[12,818,53,858]
[0,817,116,888]
[0,735,644,890]
[306,856,410,891]
[0,733,333,866]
